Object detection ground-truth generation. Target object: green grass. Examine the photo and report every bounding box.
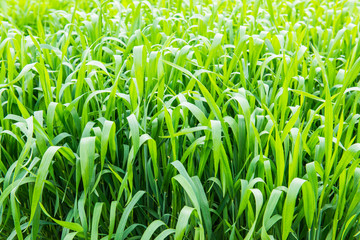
[1,0,360,239]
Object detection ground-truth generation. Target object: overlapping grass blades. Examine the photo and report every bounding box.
[1,0,360,239]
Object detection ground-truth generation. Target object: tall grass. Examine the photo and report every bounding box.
[1,0,360,239]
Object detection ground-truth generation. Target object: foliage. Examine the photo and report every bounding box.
[1,0,360,239]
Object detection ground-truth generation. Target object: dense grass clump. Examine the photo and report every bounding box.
[1,0,360,239]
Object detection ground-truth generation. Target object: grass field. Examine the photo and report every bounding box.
[1,0,360,239]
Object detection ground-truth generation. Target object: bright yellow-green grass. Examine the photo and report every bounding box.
[1,0,360,239]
